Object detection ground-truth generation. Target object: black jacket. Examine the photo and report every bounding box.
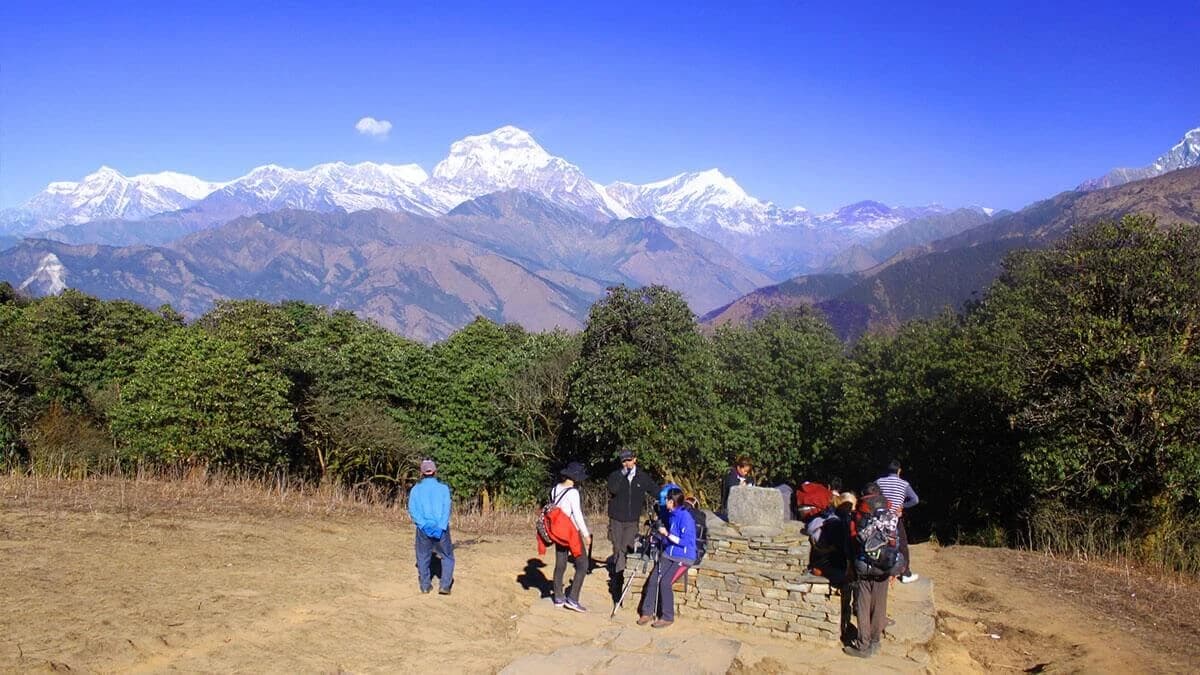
[606,467,658,523]
[720,468,754,512]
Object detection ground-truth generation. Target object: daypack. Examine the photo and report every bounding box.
[795,481,834,521]
[685,503,708,566]
[852,493,905,577]
[536,487,583,557]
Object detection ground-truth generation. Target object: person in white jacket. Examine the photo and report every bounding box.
[551,462,592,612]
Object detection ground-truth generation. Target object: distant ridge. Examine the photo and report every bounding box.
[705,166,1200,340]
[1080,126,1200,190]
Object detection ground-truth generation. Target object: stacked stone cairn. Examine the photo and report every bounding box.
[674,484,843,642]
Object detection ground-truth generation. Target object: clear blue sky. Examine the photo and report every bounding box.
[1,1,1197,212]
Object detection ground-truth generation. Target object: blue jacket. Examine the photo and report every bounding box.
[408,477,451,539]
[660,506,697,563]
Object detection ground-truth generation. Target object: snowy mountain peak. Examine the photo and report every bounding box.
[433,126,554,182]
[602,168,809,236]
[89,165,123,179]
[19,253,68,295]
[427,126,612,217]
[22,165,222,226]
[132,171,223,200]
[1080,124,1200,190]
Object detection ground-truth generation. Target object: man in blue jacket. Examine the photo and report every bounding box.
[408,459,454,595]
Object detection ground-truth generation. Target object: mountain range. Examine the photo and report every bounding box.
[3,123,1198,343]
[1079,127,1200,191]
[705,165,1200,339]
[1,191,775,341]
[1,126,949,279]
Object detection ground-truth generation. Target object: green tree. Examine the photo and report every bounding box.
[491,330,581,504]
[412,317,529,502]
[836,314,1026,538]
[971,215,1200,513]
[110,329,297,468]
[566,285,719,487]
[710,309,847,484]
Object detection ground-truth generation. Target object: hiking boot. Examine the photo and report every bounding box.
[438,588,452,595]
[637,615,655,626]
[651,619,673,629]
[899,572,920,584]
[842,645,872,658]
[564,599,588,613]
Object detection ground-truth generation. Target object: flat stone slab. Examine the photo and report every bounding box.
[727,485,786,529]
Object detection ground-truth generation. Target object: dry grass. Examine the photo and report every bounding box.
[0,470,556,536]
[1001,546,1200,667]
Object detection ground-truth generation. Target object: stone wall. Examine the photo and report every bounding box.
[675,513,843,643]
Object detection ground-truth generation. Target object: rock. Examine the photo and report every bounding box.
[727,485,786,529]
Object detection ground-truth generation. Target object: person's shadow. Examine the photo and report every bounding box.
[517,558,553,598]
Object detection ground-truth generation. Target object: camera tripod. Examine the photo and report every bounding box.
[611,519,660,618]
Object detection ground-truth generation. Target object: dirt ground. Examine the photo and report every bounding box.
[919,544,1199,674]
[1,476,1196,673]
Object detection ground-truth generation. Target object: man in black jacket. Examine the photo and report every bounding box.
[606,448,658,577]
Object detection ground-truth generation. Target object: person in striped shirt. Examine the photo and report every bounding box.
[876,460,920,583]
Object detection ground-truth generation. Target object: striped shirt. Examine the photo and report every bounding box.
[877,474,919,514]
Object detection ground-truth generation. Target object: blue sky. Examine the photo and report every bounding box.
[1,1,1197,212]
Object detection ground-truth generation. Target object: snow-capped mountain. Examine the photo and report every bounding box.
[1080,126,1200,190]
[426,126,618,219]
[200,161,437,216]
[815,200,948,238]
[602,169,809,236]
[7,126,945,253]
[18,252,68,295]
[20,166,223,227]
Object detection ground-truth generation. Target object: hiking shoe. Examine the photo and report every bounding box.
[842,645,872,658]
[899,572,920,584]
[564,599,588,613]
[637,615,655,626]
[438,588,452,595]
[552,597,566,607]
[651,619,673,629]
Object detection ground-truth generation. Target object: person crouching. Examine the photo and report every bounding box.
[637,486,696,629]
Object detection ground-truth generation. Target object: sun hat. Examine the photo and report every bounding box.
[560,461,588,482]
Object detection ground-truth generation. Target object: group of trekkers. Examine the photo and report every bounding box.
[405,451,920,659]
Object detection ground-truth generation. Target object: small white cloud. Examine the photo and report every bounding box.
[355,116,393,138]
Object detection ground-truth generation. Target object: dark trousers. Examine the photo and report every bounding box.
[639,557,687,622]
[609,519,640,574]
[898,516,911,576]
[852,576,889,650]
[415,529,455,592]
[553,543,587,602]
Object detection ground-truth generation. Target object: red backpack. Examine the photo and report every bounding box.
[535,487,584,557]
[795,481,834,521]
